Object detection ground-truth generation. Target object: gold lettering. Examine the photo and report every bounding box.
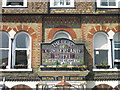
[42,77,47,80]
[70,77,82,80]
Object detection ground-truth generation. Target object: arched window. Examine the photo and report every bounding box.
[11,84,32,90]
[53,31,72,40]
[92,84,113,90]
[93,32,108,65]
[113,32,120,68]
[0,31,10,68]
[13,32,31,69]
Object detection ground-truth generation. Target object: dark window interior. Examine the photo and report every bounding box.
[109,0,116,6]
[0,50,8,65]
[101,0,108,6]
[94,50,108,65]
[7,0,23,6]
[115,50,120,59]
[15,50,27,65]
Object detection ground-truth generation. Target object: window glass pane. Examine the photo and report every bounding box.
[109,0,116,6]
[54,0,60,6]
[94,50,108,65]
[114,32,120,42]
[0,50,8,65]
[114,43,120,48]
[7,0,23,6]
[7,0,23,2]
[53,31,71,40]
[115,50,120,59]
[114,62,120,68]
[114,32,120,48]
[94,32,108,49]
[15,50,27,65]
[54,33,69,39]
[0,32,9,48]
[60,0,64,5]
[66,0,70,5]
[16,33,29,48]
[53,0,72,6]
[101,0,108,6]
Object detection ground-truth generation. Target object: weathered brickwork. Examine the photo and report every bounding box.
[2,15,42,23]
[50,2,95,14]
[2,1,120,14]
[0,22,42,69]
[2,1,48,14]
[1,0,120,89]
[0,14,119,70]
[43,15,119,69]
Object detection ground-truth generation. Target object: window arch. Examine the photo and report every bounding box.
[13,32,31,69]
[11,84,32,90]
[93,32,108,65]
[113,32,120,68]
[92,84,113,90]
[53,31,72,40]
[0,31,10,68]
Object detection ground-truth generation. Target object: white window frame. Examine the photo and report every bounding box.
[93,32,110,67]
[113,32,120,62]
[0,31,32,71]
[93,31,120,70]
[53,31,72,40]
[12,32,31,69]
[0,31,11,69]
[50,0,74,8]
[97,0,119,8]
[2,0,27,8]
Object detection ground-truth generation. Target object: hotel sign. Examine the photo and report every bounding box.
[41,38,84,65]
[40,76,85,81]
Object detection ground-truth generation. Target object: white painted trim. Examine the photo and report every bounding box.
[0,68,32,71]
[8,29,16,39]
[8,33,12,69]
[13,32,31,69]
[96,0,119,8]
[0,48,9,50]
[93,68,120,71]
[94,48,108,50]
[2,0,27,8]
[0,31,11,69]
[113,32,120,62]
[108,38,112,68]
[114,59,120,62]
[0,31,32,70]
[108,30,115,39]
[50,0,74,8]
[53,31,72,40]
[93,32,109,66]
[15,48,30,50]
[108,30,115,68]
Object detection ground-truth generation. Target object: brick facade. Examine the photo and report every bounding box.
[1,1,120,14]
[1,15,119,69]
[1,0,120,89]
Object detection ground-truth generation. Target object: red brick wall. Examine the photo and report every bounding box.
[1,15,120,70]
[48,27,77,40]
[0,24,41,69]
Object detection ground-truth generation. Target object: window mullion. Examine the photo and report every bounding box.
[108,0,109,6]
[64,0,66,6]
[8,38,13,69]
[0,48,9,50]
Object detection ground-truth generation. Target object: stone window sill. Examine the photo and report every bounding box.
[0,68,32,72]
[93,68,120,71]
